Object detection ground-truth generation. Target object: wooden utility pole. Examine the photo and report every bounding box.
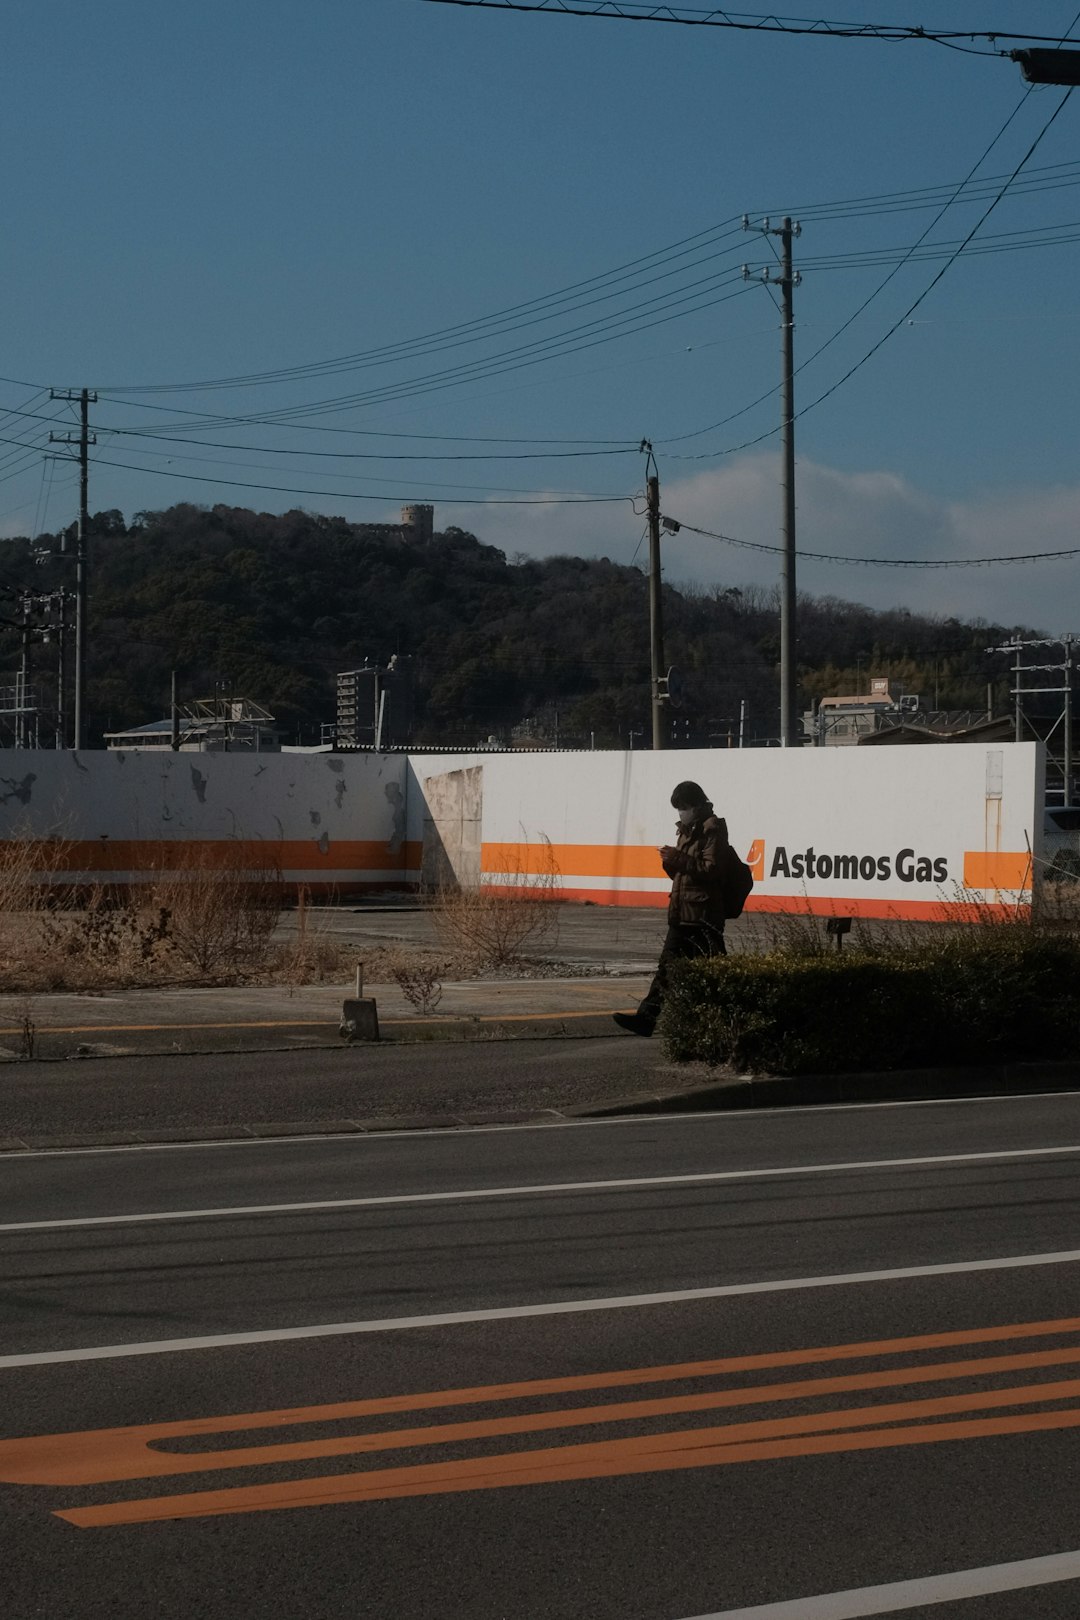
[49,388,97,749]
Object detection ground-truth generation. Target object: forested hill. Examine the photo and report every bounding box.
[2,503,1036,747]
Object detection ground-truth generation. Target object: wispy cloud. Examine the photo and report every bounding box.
[441,454,1080,632]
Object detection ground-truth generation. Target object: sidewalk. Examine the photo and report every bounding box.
[0,975,655,1060]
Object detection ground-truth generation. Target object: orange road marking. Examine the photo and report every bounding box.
[9,1315,1080,1526]
[57,1393,1080,1527]
[7,1315,1080,1488]
[7,1342,1080,1489]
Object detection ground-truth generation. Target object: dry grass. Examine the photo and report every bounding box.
[272,886,359,985]
[143,845,283,979]
[0,837,286,991]
[431,834,561,968]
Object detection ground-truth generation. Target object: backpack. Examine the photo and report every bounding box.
[721,846,755,919]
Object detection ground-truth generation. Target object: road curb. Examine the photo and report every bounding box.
[0,1107,576,1152]
[0,1011,632,1062]
[582,1057,1080,1116]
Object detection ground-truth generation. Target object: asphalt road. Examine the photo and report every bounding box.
[0,1038,676,1144]
[5,1092,1080,1617]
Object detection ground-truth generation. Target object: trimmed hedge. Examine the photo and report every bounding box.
[661,932,1080,1074]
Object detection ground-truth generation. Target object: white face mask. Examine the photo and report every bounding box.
[677,807,696,826]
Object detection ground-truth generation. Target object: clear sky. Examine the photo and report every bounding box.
[2,0,1079,630]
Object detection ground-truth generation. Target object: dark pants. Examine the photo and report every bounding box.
[638,921,726,1024]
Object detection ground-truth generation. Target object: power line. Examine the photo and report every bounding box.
[0,407,640,461]
[663,76,1042,450]
[669,516,1080,569]
[419,2,1074,55]
[2,160,1076,433]
[94,222,747,395]
[83,441,626,497]
[666,84,1076,460]
[83,452,634,506]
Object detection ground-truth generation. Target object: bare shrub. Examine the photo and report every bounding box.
[432,834,561,968]
[1032,852,1080,934]
[34,885,173,988]
[143,844,283,982]
[381,945,444,1015]
[0,833,86,991]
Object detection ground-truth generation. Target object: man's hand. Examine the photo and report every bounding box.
[659,844,678,862]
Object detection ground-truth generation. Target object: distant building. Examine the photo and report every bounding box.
[400,503,434,544]
[105,698,280,752]
[335,657,413,749]
[859,714,1014,746]
[806,679,920,746]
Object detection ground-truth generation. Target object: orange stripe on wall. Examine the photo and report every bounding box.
[482,841,666,880]
[963,850,1032,890]
[25,839,423,875]
[495,884,1025,922]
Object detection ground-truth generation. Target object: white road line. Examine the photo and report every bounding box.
[685,1546,1080,1618]
[2,1088,1078,1160]
[4,1246,1080,1368]
[3,1142,1080,1234]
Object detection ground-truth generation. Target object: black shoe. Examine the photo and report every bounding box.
[613,1012,655,1037]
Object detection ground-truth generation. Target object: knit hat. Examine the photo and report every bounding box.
[670,780,709,810]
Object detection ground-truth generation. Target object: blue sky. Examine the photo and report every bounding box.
[2,0,1079,628]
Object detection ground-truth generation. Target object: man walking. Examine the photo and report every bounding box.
[614,779,729,1038]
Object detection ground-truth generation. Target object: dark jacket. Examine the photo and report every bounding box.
[661,803,729,926]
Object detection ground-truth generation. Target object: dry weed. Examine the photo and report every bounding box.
[273,886,357,984]
[380,944,444,1015]
[432,834,561,968]
[142,845,283,980]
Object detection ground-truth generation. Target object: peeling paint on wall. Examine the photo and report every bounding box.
[0,747,1045,919]
[384,781,406,853]
[0,774,36,806]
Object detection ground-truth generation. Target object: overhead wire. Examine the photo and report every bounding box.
[664,85,1076,459]
[663,76,1041,450]
[668,516,1080,569]
[418,1,1079,54]
[0,160,1075,440]
[81,160,1080,411]
[81,452,635,506]
[94,222,748,394]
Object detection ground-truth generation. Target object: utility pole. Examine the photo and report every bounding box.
[743,217,802,746]
[49,387,97,749]
[1066,637,1074,810]
[17,592,31,751]
[989,634,1076,806]
[643,446,666,750]
[54,591,68,749]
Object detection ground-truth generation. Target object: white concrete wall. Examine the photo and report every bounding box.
[0,750,412,888]
[0,742,1044,918]
[408,744,1044,920]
